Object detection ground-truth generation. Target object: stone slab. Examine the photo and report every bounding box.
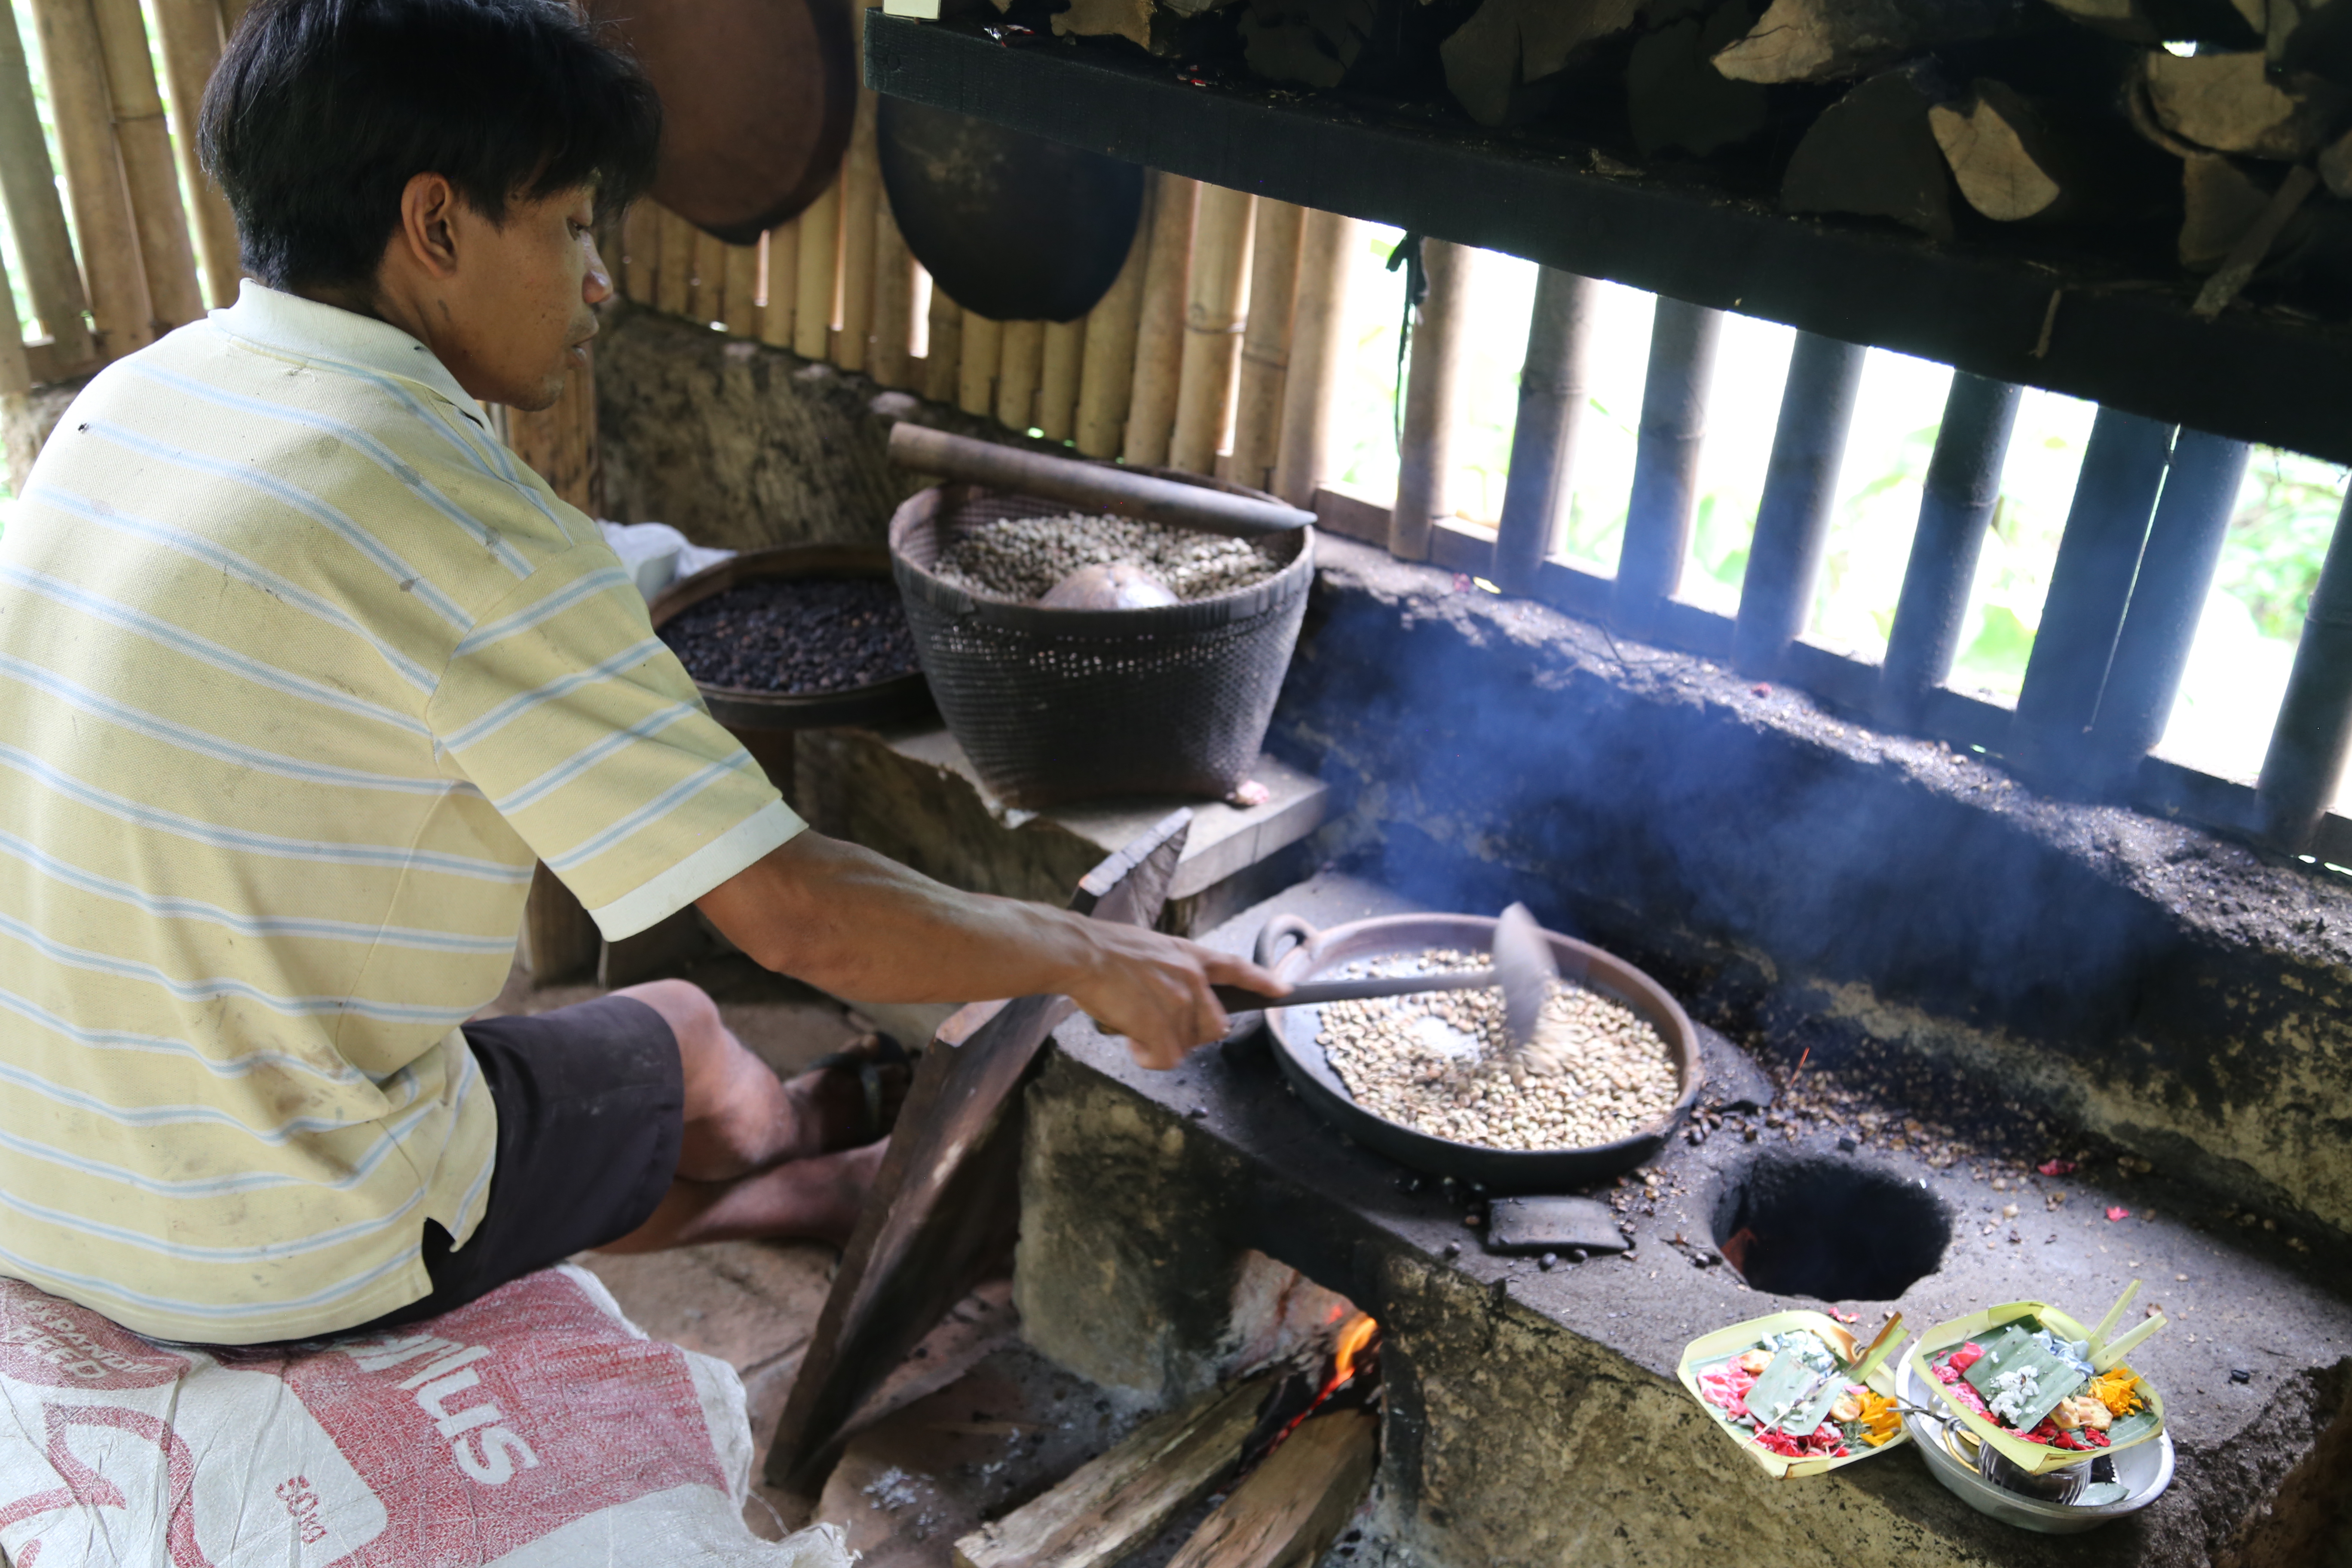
[1011,873,2352,1568]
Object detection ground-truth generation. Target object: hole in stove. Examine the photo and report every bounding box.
[1710,1155,1949,1300]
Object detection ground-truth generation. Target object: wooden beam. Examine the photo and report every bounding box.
[0,0,92,364]
[148,0,239,307]
[953,1375,1272,1568]
[29,0,152,357]
[1162,1409,1378,1568]
[90,0,202,332]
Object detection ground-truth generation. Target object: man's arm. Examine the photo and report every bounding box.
[696,832,1284,1068]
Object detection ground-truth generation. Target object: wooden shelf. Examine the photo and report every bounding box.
[867,13,2352,465]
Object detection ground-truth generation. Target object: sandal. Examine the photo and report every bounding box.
[801,1032,916,1147]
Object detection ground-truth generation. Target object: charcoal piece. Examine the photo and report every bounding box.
[1485,1195,1628,1254]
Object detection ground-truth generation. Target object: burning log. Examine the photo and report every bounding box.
[1782,61,1957,240]
[2142,49,2348,159]
[952,1375,1273,1568]
[1162,1409,1378,1568]
[1709,0,2045,86]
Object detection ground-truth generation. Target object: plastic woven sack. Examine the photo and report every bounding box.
[0,1265,850,1568]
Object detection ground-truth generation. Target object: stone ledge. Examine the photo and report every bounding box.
[1011,874,2352,1567]
[1272,537,2352,1241]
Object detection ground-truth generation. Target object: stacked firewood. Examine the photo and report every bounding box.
[1045,0,2352,315]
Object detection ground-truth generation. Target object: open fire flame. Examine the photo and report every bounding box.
[1264,1311,1381,1455]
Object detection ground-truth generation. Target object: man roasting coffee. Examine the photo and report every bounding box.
[0,0,1280,1346]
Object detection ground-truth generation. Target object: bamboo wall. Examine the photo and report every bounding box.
[0,0,1367,512]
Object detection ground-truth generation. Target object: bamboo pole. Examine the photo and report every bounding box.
[997,318,1043,430]
[1228,198,1303,494]
[1493,267,1597,595]
[1271,209,1363,509]
[1074,180,1152,459]
[0,3,92,363]
[1122,174,1197,467]
[724,243,759,337]
[28,0,152,357]
[837,90,880,371]
[622,201,658,305]
[959,312,1001,417]
[91,0,202,332]
[655,205,692,317]
[1169,184,1252,475]
[691,224,727,324]
[218,0,252,35]
[0,246,32,397]
[1038,318,1083,441]
[794,175,841,360]
[870,199,917,388]
[148,0,237,306]
[924,291,962,403]
[1389,240,1475,561]
[761,219,798,347]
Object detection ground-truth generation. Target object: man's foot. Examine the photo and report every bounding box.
[782,1033,913,1156]
[600,1137,891,1253]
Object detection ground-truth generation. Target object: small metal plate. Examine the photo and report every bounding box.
[1485,1195,1627,1256]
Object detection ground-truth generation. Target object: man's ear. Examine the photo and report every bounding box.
[394,172,463,281]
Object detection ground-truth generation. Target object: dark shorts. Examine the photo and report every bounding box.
[351,993,685,1333]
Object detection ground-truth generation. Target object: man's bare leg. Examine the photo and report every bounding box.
[594,979,900,1252]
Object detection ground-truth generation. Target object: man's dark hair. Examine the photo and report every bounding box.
[201,0,661,290]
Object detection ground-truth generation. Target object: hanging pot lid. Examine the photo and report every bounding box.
[591,0,856,244]
[876,92,1144,323]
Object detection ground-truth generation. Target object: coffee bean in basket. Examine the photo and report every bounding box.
[931,512,1282,604]
[661,578,920,694]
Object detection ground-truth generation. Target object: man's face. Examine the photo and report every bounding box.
[441,182,611,411]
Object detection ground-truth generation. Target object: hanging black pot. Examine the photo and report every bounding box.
[876,94,1145,323]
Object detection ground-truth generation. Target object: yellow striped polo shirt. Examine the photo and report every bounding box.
[0,281,803,1344]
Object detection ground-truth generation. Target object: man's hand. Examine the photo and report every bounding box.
[1060,919,1286,1069]
[700,833,1287,1071]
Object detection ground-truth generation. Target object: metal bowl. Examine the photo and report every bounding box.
[647,543,934,732]
[1253,912,1703,1191]
[1895,1357,2174,1534]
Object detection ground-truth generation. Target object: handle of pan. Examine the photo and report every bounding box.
[1214,969,1497,1013]
[1251,913,1319,972]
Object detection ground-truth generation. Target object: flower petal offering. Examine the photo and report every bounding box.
[1907,1282,2169,1476]
[1676,1311,1909,1479]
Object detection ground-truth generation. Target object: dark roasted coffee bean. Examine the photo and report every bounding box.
[662,577,919,695]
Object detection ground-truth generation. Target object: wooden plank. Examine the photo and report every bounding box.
[1123,172,1196,466]
[147,0,237,306]
[764,809,1196,1496]
[763,219,799,347]
[724,242,760,337]
[838,86,881,371]
[1228,197,1302,495]
[1170,182,1252,474]
[1390,240,1473,560]
[863,13,2352,467]
[997,317,1042,430]
[953,1375,1272,1568]
[795,174,842,359]
[1271,210,1360,508]
[1037,317,1083,441]
[1162,1410,1376,1568]
[656,204,693,317]
[0,1,91,364]
[29,0,152,357]
[90,0,202,331]
[1073,173,1150,459]
[622,200,659,306]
